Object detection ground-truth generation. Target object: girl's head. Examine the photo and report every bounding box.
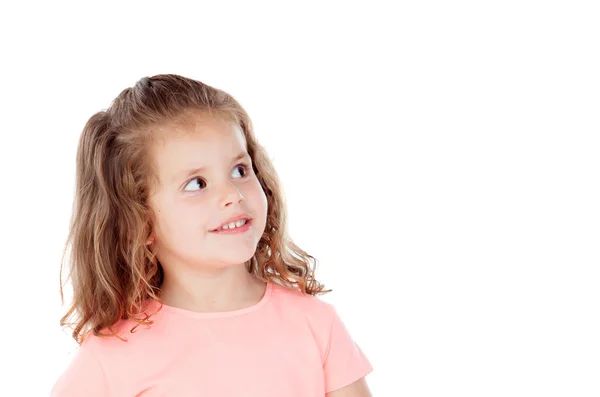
[60,74,328,343]
[146,109,268,284]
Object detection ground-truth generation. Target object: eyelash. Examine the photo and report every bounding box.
[184,163,251,191]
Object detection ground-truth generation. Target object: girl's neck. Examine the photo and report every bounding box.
[158,264,267,313]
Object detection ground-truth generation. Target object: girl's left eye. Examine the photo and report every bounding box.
[232,163,248,178]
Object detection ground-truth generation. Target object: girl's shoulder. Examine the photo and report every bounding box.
[269,281,338,322]
[78,304,170,351]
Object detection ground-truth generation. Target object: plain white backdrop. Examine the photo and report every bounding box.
[1,1,599,396]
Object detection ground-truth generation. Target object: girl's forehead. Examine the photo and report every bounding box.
[152,112,240,144]
[149,116,248,176]
[152,123,246,153]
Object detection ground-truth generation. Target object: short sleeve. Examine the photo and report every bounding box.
[322,305,373,393]
[50,338,110,397]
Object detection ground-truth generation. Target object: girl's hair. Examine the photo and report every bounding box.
[60,74,329,344]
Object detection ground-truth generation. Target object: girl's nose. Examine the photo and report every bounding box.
[220,181,244,207]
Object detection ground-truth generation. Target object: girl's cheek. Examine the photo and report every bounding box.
[252,182,268,201]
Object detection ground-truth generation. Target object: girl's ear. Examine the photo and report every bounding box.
[145,222,155,245]
[145,207,156,245]
[146,227,155,245]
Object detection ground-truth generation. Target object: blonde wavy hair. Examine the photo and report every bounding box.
[59,74,329,344]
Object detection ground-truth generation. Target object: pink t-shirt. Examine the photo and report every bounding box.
[50,282,373,396]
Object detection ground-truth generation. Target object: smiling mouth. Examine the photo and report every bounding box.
[211,218,252,232]
[211,219,252,234]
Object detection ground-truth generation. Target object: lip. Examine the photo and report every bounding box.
[211,213,252,232]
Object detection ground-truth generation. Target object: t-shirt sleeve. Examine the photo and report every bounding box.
[322,304,373,393]
[50,338,110,397]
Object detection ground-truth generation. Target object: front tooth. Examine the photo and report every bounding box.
[220,220,247,230]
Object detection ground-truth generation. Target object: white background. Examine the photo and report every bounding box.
[1,1,599,396]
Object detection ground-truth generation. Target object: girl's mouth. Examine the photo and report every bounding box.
[211,219,252,234]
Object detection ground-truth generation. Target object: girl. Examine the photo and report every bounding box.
[51,74,373,396]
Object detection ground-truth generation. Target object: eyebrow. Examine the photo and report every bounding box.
[176,152,251,182]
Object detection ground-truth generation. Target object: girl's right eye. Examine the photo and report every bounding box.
[184,177,207,192]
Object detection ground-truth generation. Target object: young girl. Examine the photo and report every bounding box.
[51,74,373,396]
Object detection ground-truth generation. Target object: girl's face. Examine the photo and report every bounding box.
[147,113,268,274]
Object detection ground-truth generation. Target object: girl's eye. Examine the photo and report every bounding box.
[183,163,250,192]
[232,163,249,178]
[184,177,207,192]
